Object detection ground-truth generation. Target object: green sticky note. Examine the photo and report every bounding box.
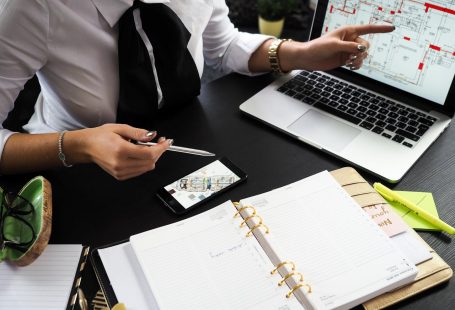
[387,191,440,231]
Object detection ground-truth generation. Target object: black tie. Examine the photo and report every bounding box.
[116,1,201,129]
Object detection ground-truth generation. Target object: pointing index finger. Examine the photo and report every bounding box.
[353,24,395,36]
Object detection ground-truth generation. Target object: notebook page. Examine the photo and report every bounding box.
[240,171,417,310]
[0,244,82,310]
[98,242,159,310]
[130,201,302,310]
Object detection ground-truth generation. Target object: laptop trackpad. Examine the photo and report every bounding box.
[287,109,361,152]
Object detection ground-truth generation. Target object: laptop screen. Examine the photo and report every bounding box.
[315,0,455,106]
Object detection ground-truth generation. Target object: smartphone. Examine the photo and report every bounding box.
[156,157,247,214]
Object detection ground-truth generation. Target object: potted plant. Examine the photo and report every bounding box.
[257,0,297,37]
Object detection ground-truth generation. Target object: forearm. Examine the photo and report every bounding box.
[0,130,90,174]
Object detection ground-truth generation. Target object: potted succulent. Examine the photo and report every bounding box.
[257,0,297,37]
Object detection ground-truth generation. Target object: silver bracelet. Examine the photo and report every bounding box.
[58,130,73,168]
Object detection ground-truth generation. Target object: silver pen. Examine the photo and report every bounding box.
[136,141,215,157]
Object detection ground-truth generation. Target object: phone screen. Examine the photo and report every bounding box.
[157,157,247,214]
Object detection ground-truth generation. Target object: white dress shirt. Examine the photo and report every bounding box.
[0,0,271,159]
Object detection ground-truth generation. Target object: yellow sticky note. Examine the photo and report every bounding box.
[387,191,440,231]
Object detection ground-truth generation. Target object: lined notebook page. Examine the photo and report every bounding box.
[240,171,417,310]
[130,201,302,310]
[0,244,82,310]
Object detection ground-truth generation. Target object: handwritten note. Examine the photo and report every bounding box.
[363,204,408,237]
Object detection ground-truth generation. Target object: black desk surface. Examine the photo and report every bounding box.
[2,73,454,309]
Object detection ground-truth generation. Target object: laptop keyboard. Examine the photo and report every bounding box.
[277,70,438,148]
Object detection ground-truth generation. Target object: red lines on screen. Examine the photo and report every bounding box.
[424,2,455,15]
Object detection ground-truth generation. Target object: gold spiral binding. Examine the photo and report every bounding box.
[240,214,263,227]
[278,272,304,286]
[286,283,312,298]
[232,203,257,218]
[270,261,296,274]
[246,223,270,237]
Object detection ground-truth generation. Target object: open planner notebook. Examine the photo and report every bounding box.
[93,169,451,310]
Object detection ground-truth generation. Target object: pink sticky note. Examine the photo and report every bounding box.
[363,204,408,237]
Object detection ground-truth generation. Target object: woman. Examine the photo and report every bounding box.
[0,0,393,180]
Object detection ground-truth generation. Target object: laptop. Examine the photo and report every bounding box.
[240,0,455,182]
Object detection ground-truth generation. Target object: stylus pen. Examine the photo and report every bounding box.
[135,141,215,157]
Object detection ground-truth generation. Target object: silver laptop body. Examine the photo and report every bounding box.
[240,0,455,182]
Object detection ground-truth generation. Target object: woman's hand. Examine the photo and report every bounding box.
[249,24,395,73]
[67,124,171,180]
[290,24,395,71]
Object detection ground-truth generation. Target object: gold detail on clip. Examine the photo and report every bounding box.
[278,272,304,286]
[233,205,256,218]
[286,283,312,298]
[240,214,263,227]
[246,223,269,237]
[271,261,296,275]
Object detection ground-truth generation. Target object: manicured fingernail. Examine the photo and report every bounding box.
[357,44,366,52]
[349,55,357,61]
[158,136,166,142]
[345,60,354,66]
[167,139,174,146]
[146,131,156,137]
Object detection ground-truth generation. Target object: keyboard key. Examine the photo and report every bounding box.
[366,116,376,123]
[398,116,409,123]
[360,121,374,130]
[350,97,361,103]
[376,114,386,121]
[338,105,348,111]
[403,142,413,148]
[310,93,321,100]
[314,101,362,125]
[320,97,330,104]
[352,91,362,97]
[356,112,367,119]
[372,126,384,134]
[357,106,367,112]
[382,133,392,139]
[396,122,407,129]
[405,126,417,133]
[286,90,296,96]
[388,111,399,118]
[366,110,376,117]
[418,117,434,126]
[321,91,331,97]
[376,120,386,128]
[386,124,397,131]
[386,118,397,125]
[392,135,405,143]
[328,100,339,108]
[305,97,316,105]
[395,129,420,141]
